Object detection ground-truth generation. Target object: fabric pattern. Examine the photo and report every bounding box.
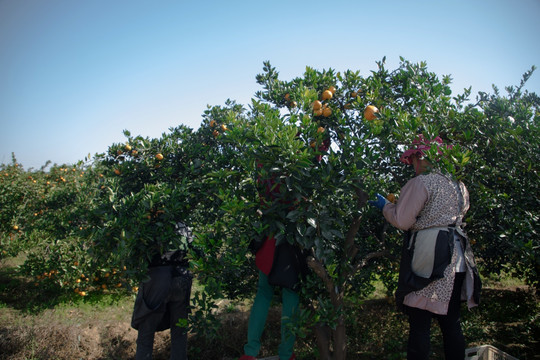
[412,172,469,231]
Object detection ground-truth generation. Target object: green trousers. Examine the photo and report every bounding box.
[244,271,299,360]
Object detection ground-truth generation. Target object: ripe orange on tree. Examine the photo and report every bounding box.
[155,153,164,161]
[209,119,217,127]
[364,105,379,121]
[220,124,228,132]
[114,168,121,175]
[317,126,325,134]
[328,86,336,94]
[323,107,332,117]
[313,100,323,111]
[322,90,333,100]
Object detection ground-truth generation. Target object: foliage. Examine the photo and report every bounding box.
[0,58,538,359]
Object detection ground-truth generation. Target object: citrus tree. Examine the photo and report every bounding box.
[199,59,539,359]
[1,57,537,359]
[0,155,119,298]
[457,68,540,289]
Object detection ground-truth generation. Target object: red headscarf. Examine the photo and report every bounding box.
[400,134,444,165]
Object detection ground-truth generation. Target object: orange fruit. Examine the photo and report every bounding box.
[213,130,219,138]
[322,90,333,100]
[317,126,325,134]
[313,100,323,111]
[220,124,228,132]
[351,91,357,98]
[364,105,379,121]
[328,86,337,94]
[101,284,107,290]
[79,291,86,296]
[12,225,19,231]
[310,141,317,148]
[313,108,323,116]
[155,153,164,161]
[322,107,332,117]
[209,120,217,127]
[114,169,121,175]
[284,93,290,101]
[289,101,297,108]
[386,193,396,203]
[125,144,132,151]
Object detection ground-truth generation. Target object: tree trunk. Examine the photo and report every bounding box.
[314,323,332,360]
[313,312,347,360]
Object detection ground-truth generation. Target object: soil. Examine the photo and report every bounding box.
[0,262,538,360]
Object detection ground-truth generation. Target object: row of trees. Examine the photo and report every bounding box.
[1,58,538,359]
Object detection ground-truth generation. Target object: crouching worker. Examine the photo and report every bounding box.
[131,222,195,360]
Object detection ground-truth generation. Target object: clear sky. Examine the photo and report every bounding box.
[1,0,539,170]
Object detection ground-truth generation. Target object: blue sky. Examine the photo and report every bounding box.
[1,0,539,170]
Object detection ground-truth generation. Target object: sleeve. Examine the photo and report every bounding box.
[382,177,429,231]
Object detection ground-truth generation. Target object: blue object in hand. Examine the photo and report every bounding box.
[368,193,389,210]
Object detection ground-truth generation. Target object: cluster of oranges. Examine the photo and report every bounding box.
[112,144,164,175]
[312,86,336,118]
[284,93,297,108]
[32,262,136,297]
[209,119,228,138]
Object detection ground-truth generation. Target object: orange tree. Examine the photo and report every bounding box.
[455,69,540,289]
[0,155,119,299]
[199,59,539,359]
[83,120,259,342]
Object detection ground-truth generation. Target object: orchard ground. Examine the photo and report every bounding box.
[1,255,538,360]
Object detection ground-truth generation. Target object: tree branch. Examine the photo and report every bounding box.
[307,256,338,305]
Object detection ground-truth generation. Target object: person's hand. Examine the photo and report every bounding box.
[368,193,390,211]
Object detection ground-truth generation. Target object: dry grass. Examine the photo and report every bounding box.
[1,257,538,360]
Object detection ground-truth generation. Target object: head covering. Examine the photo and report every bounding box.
[400,134,444,165]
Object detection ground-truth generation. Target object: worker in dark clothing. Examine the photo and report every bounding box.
[131,222,194,360]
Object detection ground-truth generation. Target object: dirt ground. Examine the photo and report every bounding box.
[0,267,538,360]
[0,300,280,360]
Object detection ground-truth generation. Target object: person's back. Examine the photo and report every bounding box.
[131,221,194,360]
